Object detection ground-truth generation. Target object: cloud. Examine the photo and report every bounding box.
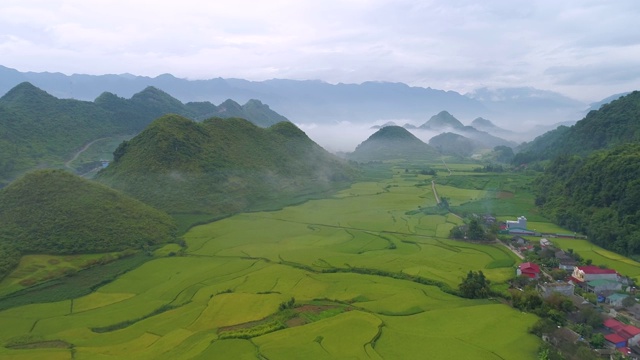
[0,0,639,101]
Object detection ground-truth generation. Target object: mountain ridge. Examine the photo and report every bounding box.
[0,82,290,186]
[0,65,594,127]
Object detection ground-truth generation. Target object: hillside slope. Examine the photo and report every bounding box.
[514,91,640,164]
[535,144,640,255]
[0,83,290,186]
[348,126,439,161]
[0,170,176,279]
[95,115,355,215]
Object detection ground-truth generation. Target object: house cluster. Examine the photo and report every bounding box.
[603,318,640,356]
[516,261,632,302]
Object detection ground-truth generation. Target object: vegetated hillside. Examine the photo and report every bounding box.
[0,83,114,184]
[428,132,479,157]
[470,117,514,137]
[535,144,640,255]
[95,115,355,215]
[348,126,439,161]
[419,110,465,130]
[417,111,516,149]
[0,169,176,279]
[514,91,640,164]
[0,83,290,186]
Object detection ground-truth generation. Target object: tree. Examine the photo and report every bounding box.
[589,333,605,348]
[467,219,486,241]
[459,270,491,299]
[549,269,568,281]
[450,226,464,239]
[622,295,636,308]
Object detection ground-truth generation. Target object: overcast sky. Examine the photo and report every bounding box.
[1,0,639,102]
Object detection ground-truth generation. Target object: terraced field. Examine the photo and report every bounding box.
[0,165,541,359]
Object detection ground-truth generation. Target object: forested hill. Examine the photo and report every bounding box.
[0,169,176,279]
[0,82,289,186]
[348,125,439,161]
[535,144,640,255]
[514,91,640,164]
[95,115,356,216]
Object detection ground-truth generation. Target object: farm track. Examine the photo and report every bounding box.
[64,137,110,169]
[431,180,440,204]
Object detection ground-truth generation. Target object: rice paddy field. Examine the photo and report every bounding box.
[0,162,549,359]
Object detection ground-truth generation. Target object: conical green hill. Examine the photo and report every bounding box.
[96,115,355,215]
[349,125,439,161]
[0,169,176,277]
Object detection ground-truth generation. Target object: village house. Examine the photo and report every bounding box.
[586,279,623,294]
[571,265,618,283]
[538,281,575,298]
[606,293,631,308]
[554,250,577,270]
[506,216,527,230]
[501,216,537,235]
[603,318,640,351]
[517,262,541,279]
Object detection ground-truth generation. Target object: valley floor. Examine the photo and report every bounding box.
[0,163,549,359]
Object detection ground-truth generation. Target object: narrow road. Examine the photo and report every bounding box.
[431,180,441,205]
[498,241,524,260]
[441,159,452,175]
[65,137,109,169]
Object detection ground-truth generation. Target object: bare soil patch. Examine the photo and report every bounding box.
[496,191,514,199]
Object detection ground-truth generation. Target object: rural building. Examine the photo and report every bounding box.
[606,333,627,348]
[517,262,541,279]
[571,265,618,283]
[540,238,551,247]
[506,216,527,230]
[542,327,580,346]
[603,318,640,348]
[538,282,575,298]
[607,293,631,308]
[586,279,622,293]
[555,250,577,270]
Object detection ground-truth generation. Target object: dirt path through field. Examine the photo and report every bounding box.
[431,180,440,205]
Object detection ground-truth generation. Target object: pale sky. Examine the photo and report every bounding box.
[1,0,639,102]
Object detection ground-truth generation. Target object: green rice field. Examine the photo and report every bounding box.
[0,164,549,359]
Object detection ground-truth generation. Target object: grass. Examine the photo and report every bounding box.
[0,252,152,312]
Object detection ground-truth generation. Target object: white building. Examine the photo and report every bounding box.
[506,216,527,230]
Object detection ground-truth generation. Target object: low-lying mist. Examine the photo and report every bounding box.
[296,120,443,154]
[297,119,549,154]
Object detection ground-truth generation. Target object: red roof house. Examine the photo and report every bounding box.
[619,325,640,340]
[604,318,625,332]
[603,318,640,348]
[571,265,618,283]
[517,262,541,279]
[605,333,627,348]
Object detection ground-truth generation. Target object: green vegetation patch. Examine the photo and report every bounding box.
[0,169,176,280]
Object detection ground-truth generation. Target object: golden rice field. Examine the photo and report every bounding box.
[0,167,547,359]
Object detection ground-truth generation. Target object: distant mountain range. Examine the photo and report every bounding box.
[0,82,288,186]
[1,65,625,130]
